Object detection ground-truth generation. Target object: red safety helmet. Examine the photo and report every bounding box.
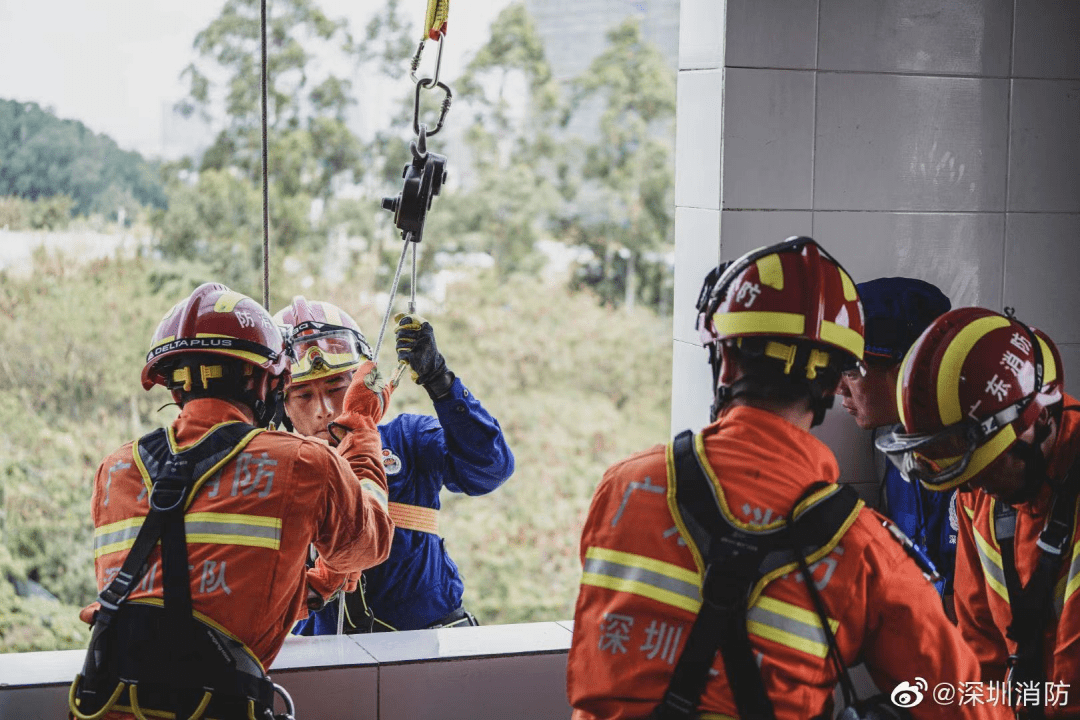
[142,283,289,391]
[876,307,1064,492]
[273,297,372,386]
[696,237,865,423]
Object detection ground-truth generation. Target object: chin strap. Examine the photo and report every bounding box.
[1007,403,1074,504]
[251,377,286,429]
[710,376,836,428]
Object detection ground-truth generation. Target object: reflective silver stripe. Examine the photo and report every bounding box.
[360,478,389,511]
[745,596,839,658]
[184,521,280,541]
[972,527,1010,602]
[582,556,702,604]
[94,525,141,551]
[94,515,282,557]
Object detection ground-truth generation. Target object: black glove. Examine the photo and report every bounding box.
[395,313,454,399]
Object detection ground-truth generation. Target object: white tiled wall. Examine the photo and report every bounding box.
[673,0,1080,489]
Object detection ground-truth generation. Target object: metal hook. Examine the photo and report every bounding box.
[409,35,445,88]
[412,80,453,137]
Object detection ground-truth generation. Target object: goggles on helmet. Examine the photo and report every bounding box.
[284,321,372,383]
[875,397,1027,490]
[878,314,1046,491]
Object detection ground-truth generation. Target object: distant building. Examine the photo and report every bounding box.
[524,0,678,140]
[524,0,679,82]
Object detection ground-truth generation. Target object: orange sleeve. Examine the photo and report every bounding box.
[859,520,999,720]
[304,424,393,576]
[953,492,1009,683]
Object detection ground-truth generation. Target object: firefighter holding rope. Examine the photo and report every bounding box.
[275,297,514,632]
[70,283,394,720]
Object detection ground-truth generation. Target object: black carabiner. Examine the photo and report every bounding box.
[412,79,452,137]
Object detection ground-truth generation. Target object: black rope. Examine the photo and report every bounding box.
[260,0,270,309]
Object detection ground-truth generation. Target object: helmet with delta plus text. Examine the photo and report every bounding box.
[696,236,865,424]
[876,307,1064,493]
[142,283,288,391]
[273,297,372,386]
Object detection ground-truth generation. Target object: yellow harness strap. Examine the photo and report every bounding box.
[424,0,449,40]
[388,501,440,534]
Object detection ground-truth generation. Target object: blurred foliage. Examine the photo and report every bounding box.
[564,17,676,310]
[0,195,75,231]
[179,0,363,201]
[0,252,671,650]
[424,3,568,278]
[0,0,679,653]
[0,99,167,218]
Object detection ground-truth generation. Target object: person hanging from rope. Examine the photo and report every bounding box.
[567,238,991,720]
[275,297,515,632]
[877,308,1080,719]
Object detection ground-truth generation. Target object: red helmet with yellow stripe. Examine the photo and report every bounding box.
[696,237,865,424]
[876,307,1064,492]
[273,297,372,386]
[142,282,288,391]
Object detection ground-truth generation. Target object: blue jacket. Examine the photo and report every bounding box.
[882,461,957,596]
[295,377,514,632]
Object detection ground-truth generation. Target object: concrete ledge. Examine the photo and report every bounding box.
[0,622,574,720]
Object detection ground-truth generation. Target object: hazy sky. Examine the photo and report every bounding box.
[0,0,513,158]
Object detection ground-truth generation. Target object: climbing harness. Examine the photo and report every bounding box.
[69,422,297,720]
[651,430,909,720]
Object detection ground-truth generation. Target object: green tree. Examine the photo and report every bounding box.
[423,2,566,277]
[565,18,675,311]
[0,99,166,218]
[178,0,363,201]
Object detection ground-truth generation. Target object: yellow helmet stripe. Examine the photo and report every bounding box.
[922,424,1017,492]
[1037,335,1058,387]
[820,321,864,360]
[937,315,1011,425]
[838,268,857,302]
[712,311,805,338]
[212,291,247,313]
[897,342,917,428]
[756,254,784,290]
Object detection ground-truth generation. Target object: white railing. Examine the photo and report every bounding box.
[0,621,574,720]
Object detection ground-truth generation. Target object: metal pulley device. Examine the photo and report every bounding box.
[381,126,448,245]
[342,5,454,636]
[369,8,454,373]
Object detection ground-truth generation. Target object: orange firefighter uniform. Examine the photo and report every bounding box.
[953,396,1080,719]
[79,397,393,717]
[567,405,990,720]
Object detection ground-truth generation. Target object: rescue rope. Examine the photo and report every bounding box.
[260,0,270,309]
[349,2,454,633]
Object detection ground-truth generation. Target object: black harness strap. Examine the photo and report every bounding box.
[651,430,860,720]
[994,452,1080,720]
[76,422,266,719]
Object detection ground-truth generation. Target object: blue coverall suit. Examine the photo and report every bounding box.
[882,435,957,596]
[296,377,514,632]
